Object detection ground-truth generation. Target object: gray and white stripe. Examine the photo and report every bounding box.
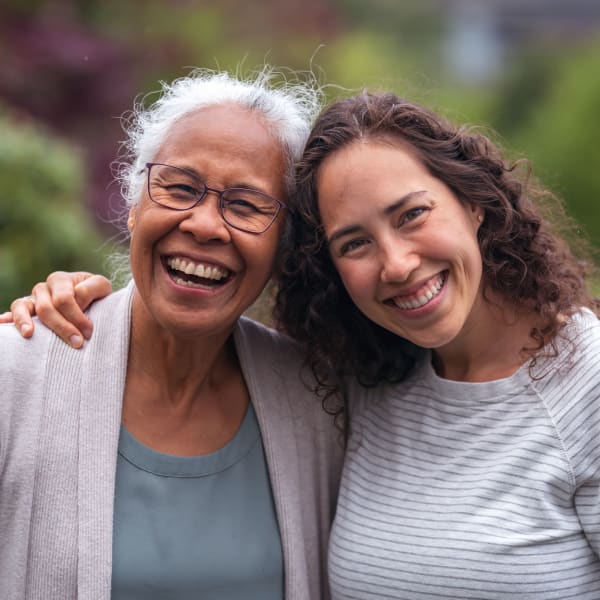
[329,311,600,599]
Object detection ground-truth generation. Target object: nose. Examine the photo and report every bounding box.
[178,192,231,242]
[379,238,420,284]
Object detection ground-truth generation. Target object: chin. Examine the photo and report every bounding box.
[401,327,462,351]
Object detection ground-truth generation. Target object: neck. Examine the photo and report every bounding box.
[122,292,249,455]
[127,302,239,409]
[432,298,540,382]
[127,322,238,408]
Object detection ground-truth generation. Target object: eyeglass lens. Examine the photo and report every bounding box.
[147,163,281,233]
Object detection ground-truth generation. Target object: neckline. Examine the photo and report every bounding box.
[417,354,533,403]
[117,403,259,478]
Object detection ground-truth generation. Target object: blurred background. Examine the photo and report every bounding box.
[1,0,600,311]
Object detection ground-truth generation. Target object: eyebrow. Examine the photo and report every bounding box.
[326,190,428,245]
[171,163,267,194]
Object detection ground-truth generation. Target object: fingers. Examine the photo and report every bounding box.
[8,296,37,337]
[30,280,84,348]
[72,274,113,312]
[2,271,113,348]
[35,271,112,348]
[0,311,15,324]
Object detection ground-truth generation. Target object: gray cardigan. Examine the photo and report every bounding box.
[0,283,343,600]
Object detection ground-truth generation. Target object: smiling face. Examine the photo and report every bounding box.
[127,103,287,340]
[317,137,485,352]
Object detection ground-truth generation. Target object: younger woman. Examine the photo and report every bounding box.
[277,91,600,599]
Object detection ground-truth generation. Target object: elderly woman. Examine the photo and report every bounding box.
[0,70,342,600]
[18,91,600,599]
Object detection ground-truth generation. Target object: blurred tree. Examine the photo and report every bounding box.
[0,111,107,310]
[507,38,600,249]
[0,0,341,233]
[0,2,142,232]
[485,48,559,137]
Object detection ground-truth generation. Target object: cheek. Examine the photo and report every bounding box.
[244,236,280,279]
[334,261,372,302]
[432,221,481,266]
[464,228,484,266]
[457,237,484,292]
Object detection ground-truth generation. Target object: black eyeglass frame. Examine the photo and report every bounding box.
[144,162,287,234]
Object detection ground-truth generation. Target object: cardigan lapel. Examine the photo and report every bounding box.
[77,285,133,599]
[233,320,310,600]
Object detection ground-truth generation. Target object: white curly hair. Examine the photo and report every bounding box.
[117,66,323,208]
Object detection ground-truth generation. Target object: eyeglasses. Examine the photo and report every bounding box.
[145,162,286,234]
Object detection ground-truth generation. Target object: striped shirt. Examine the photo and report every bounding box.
[329,310,600,599]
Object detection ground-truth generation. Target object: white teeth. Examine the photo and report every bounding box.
[166,257,229,281]
[173,276,207,289]
[392,273,445,310]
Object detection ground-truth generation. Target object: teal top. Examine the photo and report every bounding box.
[111,403,284,599]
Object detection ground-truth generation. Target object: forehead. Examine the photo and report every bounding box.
[317,139,428,199]
[153,103,286,193]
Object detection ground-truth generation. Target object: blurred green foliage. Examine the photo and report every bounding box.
[0,112,107,309]
[507,38,600,248]
[0,0,598,315]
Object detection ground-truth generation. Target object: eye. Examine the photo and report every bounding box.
[150,180,201,206]
[339,237,370,256]
[223,191,277,216]
[226,198,263,214]
[400,206,428,226]
[165,183,200,198]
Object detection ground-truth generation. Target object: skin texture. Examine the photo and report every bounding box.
[315,138,530,380]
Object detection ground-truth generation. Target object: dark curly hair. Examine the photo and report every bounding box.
[273,91,598,408]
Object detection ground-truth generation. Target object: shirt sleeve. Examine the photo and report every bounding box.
[545,316,600,557]
[575,479,600,556]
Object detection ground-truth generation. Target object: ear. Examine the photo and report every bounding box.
[127,207,137,232]
[468,203,484,229]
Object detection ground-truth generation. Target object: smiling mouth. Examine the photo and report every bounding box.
[389,271,447,310]
[165,256,231,289]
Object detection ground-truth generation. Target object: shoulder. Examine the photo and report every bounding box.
[0,284,133,400]
[235,316,298,348]
[0,318,55,371]
[569,307,600,349]
[533,309,599,384]
[0,321,55,445]
[531,310,600,467]
[85,281,134,328]
[0,284,133,373]
[234,317,306,395]
[539,309,600,388]
[235,316,304,370]
[0,322,52,409]
[234,317,338,425]
[561,307,600,347]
